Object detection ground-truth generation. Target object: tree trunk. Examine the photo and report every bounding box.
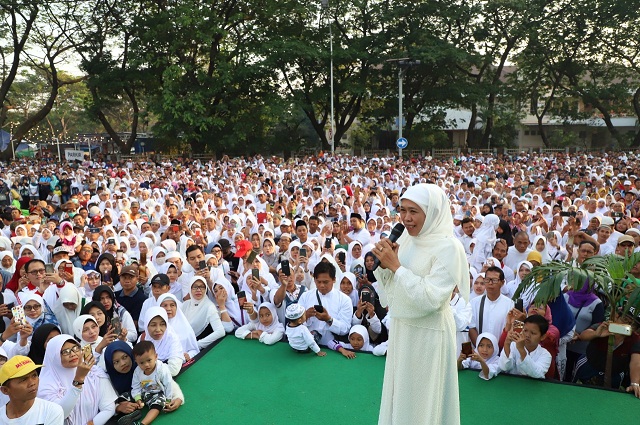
[632,88,640,147]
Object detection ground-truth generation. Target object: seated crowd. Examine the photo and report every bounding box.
[1,150,640,424]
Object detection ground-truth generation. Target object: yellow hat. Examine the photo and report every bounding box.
[0,356,42,386]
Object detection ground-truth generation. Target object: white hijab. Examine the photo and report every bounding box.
[341,272,359,306]
[73,314,103,352]
[255,302,284,334]
[157,293,200,357]
[53,284,82,335]
[381,184,469,305]
[0,251,15,273]
[22,293,45,326]
[143,306,185,362]
[181,276,219,336]
[38,334,113,425]
[349,324,373,352]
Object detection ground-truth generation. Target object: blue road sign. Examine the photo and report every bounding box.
[396,137,408,149]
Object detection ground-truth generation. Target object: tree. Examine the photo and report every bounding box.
[256,0,387,151]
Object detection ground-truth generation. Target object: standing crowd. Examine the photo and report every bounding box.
[1,150,640,424]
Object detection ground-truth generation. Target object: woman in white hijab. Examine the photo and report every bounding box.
[531,235,552,264]
[181,276,225,349]
[18,244,43,260]
[372,183,468,425]
[33,227,54,263]
[38,334,117,425]
[0,251,15,273]
[234,301,284,345]
[141,307,185,376]
[157,293,200,361]
[503,260,533,299]
[469,213,500,271]
[53,284,82,335]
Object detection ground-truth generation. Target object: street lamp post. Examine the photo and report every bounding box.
[321,0,335,155]
[386,58,421,157]
[9,122,15,161]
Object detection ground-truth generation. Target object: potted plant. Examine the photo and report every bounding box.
[515,253,640,388]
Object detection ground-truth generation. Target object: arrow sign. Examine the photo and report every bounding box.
[396,137,408,149]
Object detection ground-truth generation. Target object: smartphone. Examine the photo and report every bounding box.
[251,268,260,280]
[337,252,346,264]
[559,211,571,217]
[45,263,55,274]
[465,211,471,217]
[90,227,100,234]
[63,263,73,276]
[314,305,325,313]
[198,260,207,271]
[507,209,513,217]
[237,290,246,307]
[83,344,93,360]
[608,323,632,336]
[195,228,202,238]
[300,247,307,258]
[461,342,473,356]
[170,225,179,233]
[11,305,27,326]
[361,290,372,305]
[111,315,122,336]
[247,250,257,264]
[325,238,332,249]
[107,238,115,245]
[281,260,290,276]
[513,320,525,333]
[515,299,524,312]
[103,270,111,283]
[116,250,123,261]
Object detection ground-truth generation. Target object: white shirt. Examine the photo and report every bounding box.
[0,397,64,425]
[298,288,353,345]
[285,324,320,353]
[499,341,552,379]
[504,247,532,272]
[469,293,514,341]
[347,228,371,246]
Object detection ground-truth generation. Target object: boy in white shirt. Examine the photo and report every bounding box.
[499,314,552,379]
[0,355,64,425]
[131,340,181,425]
[284,303,326,356]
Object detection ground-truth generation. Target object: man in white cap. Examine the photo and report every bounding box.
[0,355,63,424]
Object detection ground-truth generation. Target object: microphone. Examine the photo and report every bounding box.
[372,223,405,271]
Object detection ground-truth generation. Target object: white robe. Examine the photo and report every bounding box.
[374,183,468,425]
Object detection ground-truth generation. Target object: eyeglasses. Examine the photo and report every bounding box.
[213,249,222,253]
[192,285,206,291]
[24,304,42,312]
[28,269,46,275]
[60,345,81,356]
[484,278,503,284]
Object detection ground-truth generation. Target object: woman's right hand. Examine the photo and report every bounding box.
[215,286,228,306]
[75,352,95,381]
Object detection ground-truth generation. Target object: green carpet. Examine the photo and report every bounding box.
[155,337,639,425]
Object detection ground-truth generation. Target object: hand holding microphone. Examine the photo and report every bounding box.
[373,224,405,272]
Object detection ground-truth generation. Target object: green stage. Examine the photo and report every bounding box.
[156,337,638,425]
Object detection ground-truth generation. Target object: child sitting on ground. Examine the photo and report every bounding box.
[457,332,500,380]
[328,325,374,359]
[284,304,325,356]
[499,314,551,379]
[235,302,284,345]
[131,340,182,425]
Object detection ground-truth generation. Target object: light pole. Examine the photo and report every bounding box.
[386,58,420,157]
[321,0,335,155]
[9,122,15,161]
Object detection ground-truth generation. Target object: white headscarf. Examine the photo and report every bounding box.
[143,306,185,362]
[22,293,45,326]
[349,324,373,352]
[0,251,15,273]
[181,276,219,336]
[255,302,284,334]
[37,334,113,425]
[73,314,103,352]
[388,184,469,303]
[53,284,82,335]
[341,272,359,306]
[474,332,500,363]
[532,235,551,264]
[157,293,200,357]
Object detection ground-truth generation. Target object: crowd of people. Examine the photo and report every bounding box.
[1,149,640,424]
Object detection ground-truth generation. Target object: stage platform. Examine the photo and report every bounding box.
[155,337,639,425]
